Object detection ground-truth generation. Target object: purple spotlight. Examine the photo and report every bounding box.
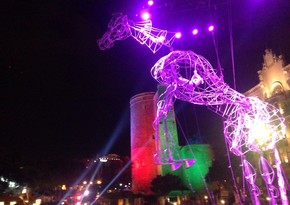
[175,32,182,39]
[141,12,150,20]
[208,25,214,32]
[147,0,154,6]
[192,29,198,35]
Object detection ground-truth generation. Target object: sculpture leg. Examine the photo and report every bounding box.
[242,159,260,205]
[274,147,288,205]
[153,84,176,165]
[259,156,278,205]
[153,84,176,129]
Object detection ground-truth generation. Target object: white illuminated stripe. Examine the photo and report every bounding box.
[99,158,108,162]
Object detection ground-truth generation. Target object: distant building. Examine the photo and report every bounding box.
[245,49,290,178]
[98,153,121,162]
[83,153,131,189]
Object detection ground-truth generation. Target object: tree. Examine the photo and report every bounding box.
[150,174,187,196]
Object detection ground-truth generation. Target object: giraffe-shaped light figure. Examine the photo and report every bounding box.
[97,13,177,53]
[97,15,289,204]
[150,50,288,205]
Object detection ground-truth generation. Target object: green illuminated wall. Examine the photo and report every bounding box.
[159,135,213,192]
[156,86,213,193]
[180,144,213,192]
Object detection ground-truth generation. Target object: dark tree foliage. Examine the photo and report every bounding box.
[0,181,8,193]
[150,174,187,196]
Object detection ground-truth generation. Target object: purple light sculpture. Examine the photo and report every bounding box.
[150,50,288,205]
[98,14,289,205]
[97,13,177,53]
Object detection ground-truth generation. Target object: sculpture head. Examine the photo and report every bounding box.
[97,13,132,50]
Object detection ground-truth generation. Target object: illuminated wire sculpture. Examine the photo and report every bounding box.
[150,50,288,205]
[97,13,176,53]
[98,14,289,204]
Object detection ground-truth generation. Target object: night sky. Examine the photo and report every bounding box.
[2,0,290,165]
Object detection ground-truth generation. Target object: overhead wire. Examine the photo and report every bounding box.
[208,0,241,203]
[228,0,236,90]
[226,0,242,203]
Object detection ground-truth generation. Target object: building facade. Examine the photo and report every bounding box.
[245,49,290,179]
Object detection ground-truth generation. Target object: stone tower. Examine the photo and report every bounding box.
[130,92,158,195]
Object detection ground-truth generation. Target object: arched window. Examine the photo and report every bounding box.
[287,79,290,88]
[271,81,284,96]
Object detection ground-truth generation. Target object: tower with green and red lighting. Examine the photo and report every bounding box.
[130,88,213,195]
[130,92,159,195]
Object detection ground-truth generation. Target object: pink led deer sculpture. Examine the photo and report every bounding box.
[98,13,289,205]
